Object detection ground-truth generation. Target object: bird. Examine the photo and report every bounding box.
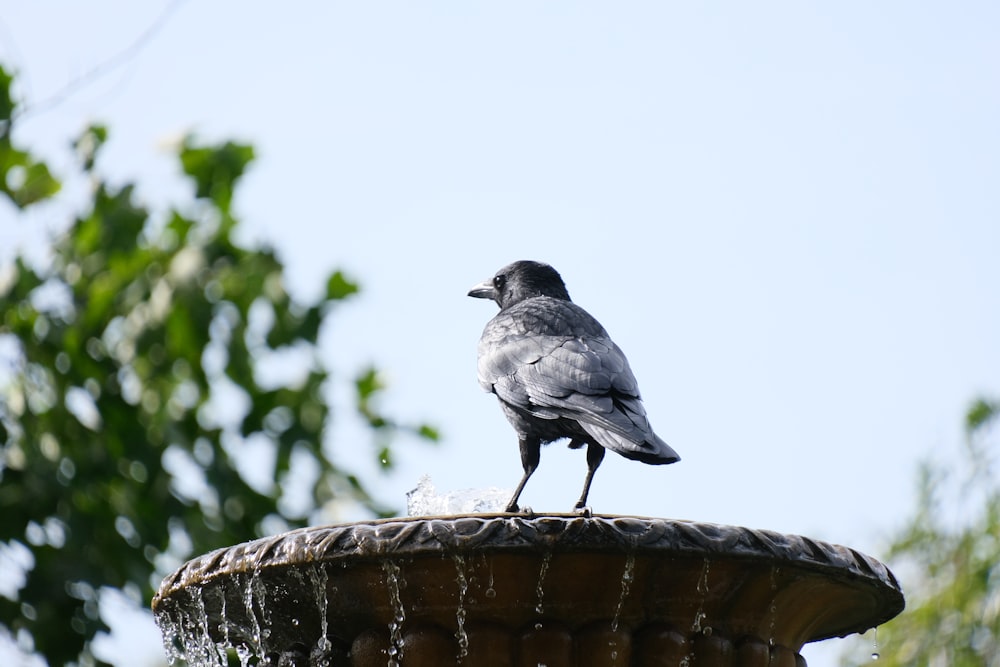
[468,260,679,513]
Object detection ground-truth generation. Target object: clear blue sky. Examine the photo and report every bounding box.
[2,3,999,665]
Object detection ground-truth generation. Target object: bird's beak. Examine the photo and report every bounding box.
[467,279,495,300]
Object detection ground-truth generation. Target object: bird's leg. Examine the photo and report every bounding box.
[573,442,606,513]
[506,437,541,513]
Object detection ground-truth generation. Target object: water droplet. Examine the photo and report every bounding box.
[871,652,881,661]
[871,626,880,661]
[485,556,496,598]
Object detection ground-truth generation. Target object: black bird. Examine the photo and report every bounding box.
[468,260,680,513]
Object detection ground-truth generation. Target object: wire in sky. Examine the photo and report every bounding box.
[13,0,188,122]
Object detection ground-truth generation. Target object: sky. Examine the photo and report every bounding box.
[2,2,999,666]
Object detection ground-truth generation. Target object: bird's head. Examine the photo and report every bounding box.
[468,260,571,309]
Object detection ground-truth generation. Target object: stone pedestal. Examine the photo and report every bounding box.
[153,515,903,666]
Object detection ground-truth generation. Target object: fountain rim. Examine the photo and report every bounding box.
[153,513,903,639]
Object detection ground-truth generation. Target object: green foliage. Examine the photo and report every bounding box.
[326,270,360,301]
[967,398,1000,437]
[0,65,436,666]
[842,398,999,666]
[179,138,255,216]
[0,67,60,207]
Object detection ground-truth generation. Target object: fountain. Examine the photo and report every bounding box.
[152,512,903,666]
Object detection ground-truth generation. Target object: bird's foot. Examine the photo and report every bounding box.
[574,504,593,518]
[505,501,534,514]
[505,504,535,516]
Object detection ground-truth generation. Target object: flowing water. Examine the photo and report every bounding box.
[535,551,552,615]
[691,558,711,633]
[610,553,635,632]
[383,560,406,667]
[680,557,713,666]
[767,565,780,647]
[453,554,470,661]
[242,569,264,657]
[306,564,333,662]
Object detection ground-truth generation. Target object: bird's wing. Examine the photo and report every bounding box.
[479,325,668,460]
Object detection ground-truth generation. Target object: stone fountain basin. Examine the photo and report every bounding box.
[153,514,903,666]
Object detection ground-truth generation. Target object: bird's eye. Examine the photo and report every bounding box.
[493,275,506,290]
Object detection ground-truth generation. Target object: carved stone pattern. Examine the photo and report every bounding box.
[155,514,900,604]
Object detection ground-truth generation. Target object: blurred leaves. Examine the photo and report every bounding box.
[966,398,999,436]
[1,67,60,207]
[0,65,436,666]
[326,270,360,301]
[843,397,1000,666]
[179,138,254,215]
[73,123,108,171]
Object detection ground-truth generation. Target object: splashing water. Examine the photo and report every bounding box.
[182,589,207,665]
[611,553,635,632]
[163,612,182,664]
[155,610,178,665]
[235,644,254,667]
[383,560,406,667]
[535,551,552,615]
[196,585,228,665]
[155,593,219,667]
[406,474,511,515]
[453,554,470,660]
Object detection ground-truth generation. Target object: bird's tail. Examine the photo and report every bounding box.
[641,433,680,465]
[580,423,680,465]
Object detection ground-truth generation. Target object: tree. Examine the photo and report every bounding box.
[0,65,436,666]
[841,397,1000,666]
